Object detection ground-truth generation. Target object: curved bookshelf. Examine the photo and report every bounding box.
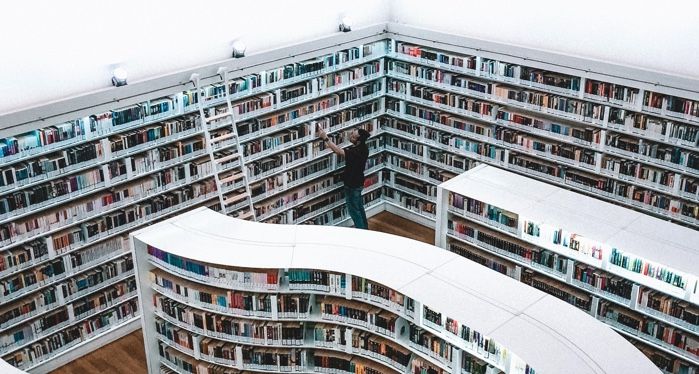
[436,164,699,373]
[131,207,659,374]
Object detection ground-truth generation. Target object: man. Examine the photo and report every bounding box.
[316,124,370,229]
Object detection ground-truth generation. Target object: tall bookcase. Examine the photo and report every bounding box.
[131,207,659,374]
[1,22,698,372]
[0,27,390,372]
[379,35,699,229]
[435,164,698,373]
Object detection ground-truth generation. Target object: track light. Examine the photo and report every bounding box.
[339,16,352,32]
[232,40,246,58]
[111,67,128,87]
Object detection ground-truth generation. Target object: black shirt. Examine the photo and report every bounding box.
[343,143,369,188]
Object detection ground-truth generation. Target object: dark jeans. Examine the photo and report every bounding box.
[344,186,368,229]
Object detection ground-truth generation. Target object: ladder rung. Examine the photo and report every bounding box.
[211,132,236,142]
[206,112,232,122]
[219,172,244,184]
[224,192,249,205]
[216,153,240,163]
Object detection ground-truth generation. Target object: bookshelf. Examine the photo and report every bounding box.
[1,22,699,371]
[381,37,699,229]
[0,28,390,372]
[435,164,699,373]
[131,207,658,374]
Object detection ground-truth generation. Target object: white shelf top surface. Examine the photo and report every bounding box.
[440,164,699,276]
[0,359,27,374]
[132,207,659,374]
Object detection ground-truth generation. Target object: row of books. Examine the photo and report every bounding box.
[254,175,338,218]
[0,287,58,330]
[573,263,634,299]
[72,278,136,317]
[445,216,697,368]
[450,194,518,229]
[610,248,688,289]
[59,256,132,300]
[0,308,69,353]
[388,56,694,178]
[522,270,592,311]
[388,95,697,207]
[602,158,677,186]
[68,236,124,270]
[645,91,699,118]
[637,287,699,326]
[394,42,697,133]
[598,301,698,355]
[351,276,406,308]
[0,174,216,244]
[352,329,411,367]
[409,324,452,362]
[108,115,199,154]
[0,142,103,189]
[383,186,437,217]
[155,295,304,343]
[148,246,279,289]
[152,271,274,314]
[620,112,699,144]
[0,120,89,159]
[3,299,138,370]
[608,134,698,170]
[0,259,66,301]
[448,242,519,280]
[0,240,48,274]
[584,79,638,104]
[0,168,105,217]
[451,207,698,334]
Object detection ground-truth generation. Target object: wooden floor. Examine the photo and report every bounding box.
[50,329,147,374]
[368,211,435,245]
[50,211,434,374]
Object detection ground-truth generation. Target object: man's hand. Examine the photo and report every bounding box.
[316,124,328,141]
[316,123,344,157]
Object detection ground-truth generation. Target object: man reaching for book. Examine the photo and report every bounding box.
[316,124,370,229]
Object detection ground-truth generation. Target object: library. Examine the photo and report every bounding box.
[1,1,697,373]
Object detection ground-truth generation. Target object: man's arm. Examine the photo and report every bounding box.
[316,124,345,157]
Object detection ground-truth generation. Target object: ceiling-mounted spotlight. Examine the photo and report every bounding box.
[232,40,246,58]
[339,16,352,32]
[112,67,128,87]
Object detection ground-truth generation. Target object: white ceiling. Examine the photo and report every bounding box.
[1,0,698,116]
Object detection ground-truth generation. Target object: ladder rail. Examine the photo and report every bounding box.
[222,70,257,221]
[192,74,228,212]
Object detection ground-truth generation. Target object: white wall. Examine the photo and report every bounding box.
[0,0,389,115]
[389,0,699,80]
[2,0,698,116]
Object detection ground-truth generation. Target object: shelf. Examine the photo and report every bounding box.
[3,32,699,374]
[436,164,699,371]
[603,317,699,366]
[17,315,140,372]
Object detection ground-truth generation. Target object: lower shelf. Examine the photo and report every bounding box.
[26,316,141,374]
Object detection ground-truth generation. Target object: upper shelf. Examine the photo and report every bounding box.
[131,207,660,374]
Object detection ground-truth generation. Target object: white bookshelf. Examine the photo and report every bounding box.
[1,22,698,372]
[435,164,698,373]
[0,27,389,372]
[131,207,658,374]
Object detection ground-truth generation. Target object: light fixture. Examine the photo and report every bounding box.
[232,40,246,58]
[112,67,128,87]
[339,16,352,32]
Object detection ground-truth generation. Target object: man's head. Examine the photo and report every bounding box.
[349,128,371,145]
